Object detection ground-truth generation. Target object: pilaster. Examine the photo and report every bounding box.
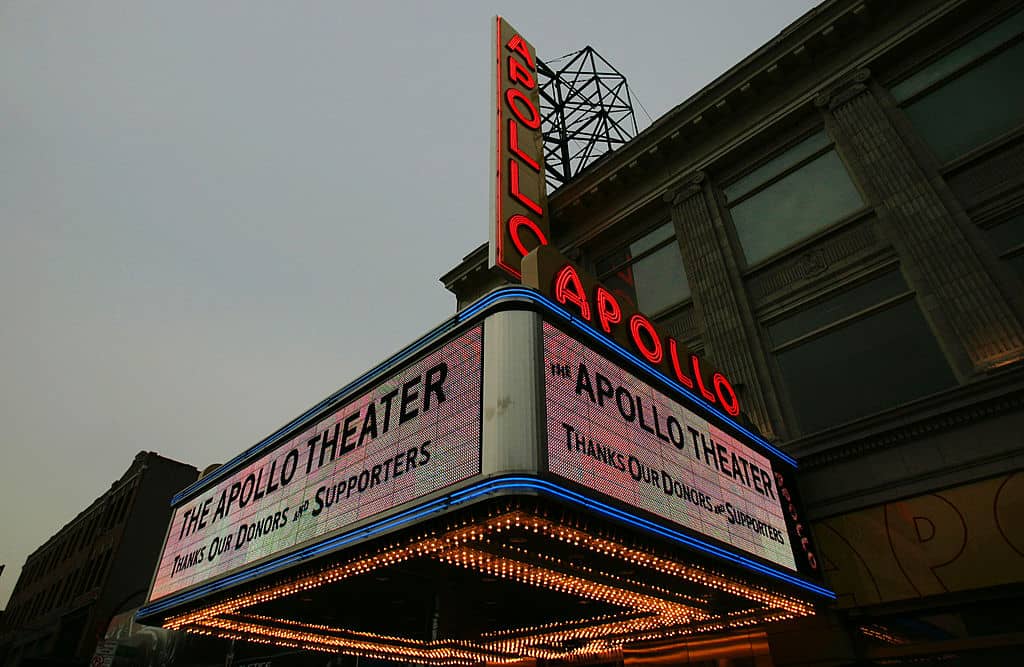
[817,68,1024,376]
[666,174,785,439]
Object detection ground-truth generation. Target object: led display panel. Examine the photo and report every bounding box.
[149,326,483,602]
[543,322,797,571]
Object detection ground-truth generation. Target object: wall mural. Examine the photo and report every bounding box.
[814,471,1024,607]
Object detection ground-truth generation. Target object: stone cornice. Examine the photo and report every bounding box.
[439,242,488,291]
[546,0,969,217]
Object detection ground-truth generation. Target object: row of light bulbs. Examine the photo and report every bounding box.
[164,505,817,662]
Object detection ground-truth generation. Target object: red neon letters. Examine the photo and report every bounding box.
[509,160,543,215]
[554,264,591,322]
[595,287,622,334]
[505,34,535,68]
[508,215,548,258]
[629,314,663,365]
[551,263,741,415]
[492,18,549,280]
[505,89,541,129]
[507,56,535,89]
[508,121,539,171]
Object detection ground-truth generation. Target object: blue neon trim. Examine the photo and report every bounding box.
[138,475,833,620]
[459,287,797,467]
[171,317,462,505]
[172,284,794,506]
[483,478,833,598]
[458,287,566,322]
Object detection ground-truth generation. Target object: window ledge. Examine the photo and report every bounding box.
[785,360,1024,469]
[740,205,875,277]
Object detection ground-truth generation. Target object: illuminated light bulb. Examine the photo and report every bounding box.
[164,508,816,659]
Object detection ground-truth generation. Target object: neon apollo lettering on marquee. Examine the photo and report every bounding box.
[553,264,740,415]
[521,247,743,417]
[148,327,483,601]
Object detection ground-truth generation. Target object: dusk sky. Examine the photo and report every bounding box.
[0,0,819,607]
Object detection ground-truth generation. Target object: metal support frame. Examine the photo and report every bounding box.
[538,47,639,189]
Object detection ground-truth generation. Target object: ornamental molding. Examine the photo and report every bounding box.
[664,172,707,206]
[814,67,872,110]
[794,372,1024,470]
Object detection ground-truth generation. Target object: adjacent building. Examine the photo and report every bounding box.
[0,452,198,666]
[444,0,1024,662]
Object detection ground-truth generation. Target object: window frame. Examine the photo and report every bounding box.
[725,140,834,209]
[890,9,1024,170]
[595,221,693,318]
[976,204,1024,278]
[720,129,870,271]
[895,33,1024,108]
[770,291,916,354]
[762,262,913,349]
[761,263,956,436]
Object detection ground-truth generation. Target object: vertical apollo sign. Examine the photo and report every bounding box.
[491,17,550,281]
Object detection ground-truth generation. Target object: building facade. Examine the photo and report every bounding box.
[443,0,1024,663]
[0,452,198,666]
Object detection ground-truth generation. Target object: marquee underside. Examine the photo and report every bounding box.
[154,495,817,665]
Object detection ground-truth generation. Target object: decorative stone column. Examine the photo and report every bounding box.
[817,68,1024,376]
[666,173,785,440]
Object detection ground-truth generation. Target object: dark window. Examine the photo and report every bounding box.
[91,550,112,589]
[116,489,133,524]
[725,132,864,266]
[596,222,691,314]
[767,270,956,434]
[856,596,1024,659]
[894,9,1024,163]
[63,571,75,604]
[74,566,88,597]
[45,582,58,612]
[102,499,115,530]
[83,557,97,593]
[982,211,1024,280]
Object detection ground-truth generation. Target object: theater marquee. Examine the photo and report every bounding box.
[148,326,483,601]
[136,13,830,657]
[139,293,830,662]
[544,322,796,571]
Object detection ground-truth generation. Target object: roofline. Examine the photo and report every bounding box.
[441,0,972,289]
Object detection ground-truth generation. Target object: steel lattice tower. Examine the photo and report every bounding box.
[538,47,640,189]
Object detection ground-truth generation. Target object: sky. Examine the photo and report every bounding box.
[0,0,820,608]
